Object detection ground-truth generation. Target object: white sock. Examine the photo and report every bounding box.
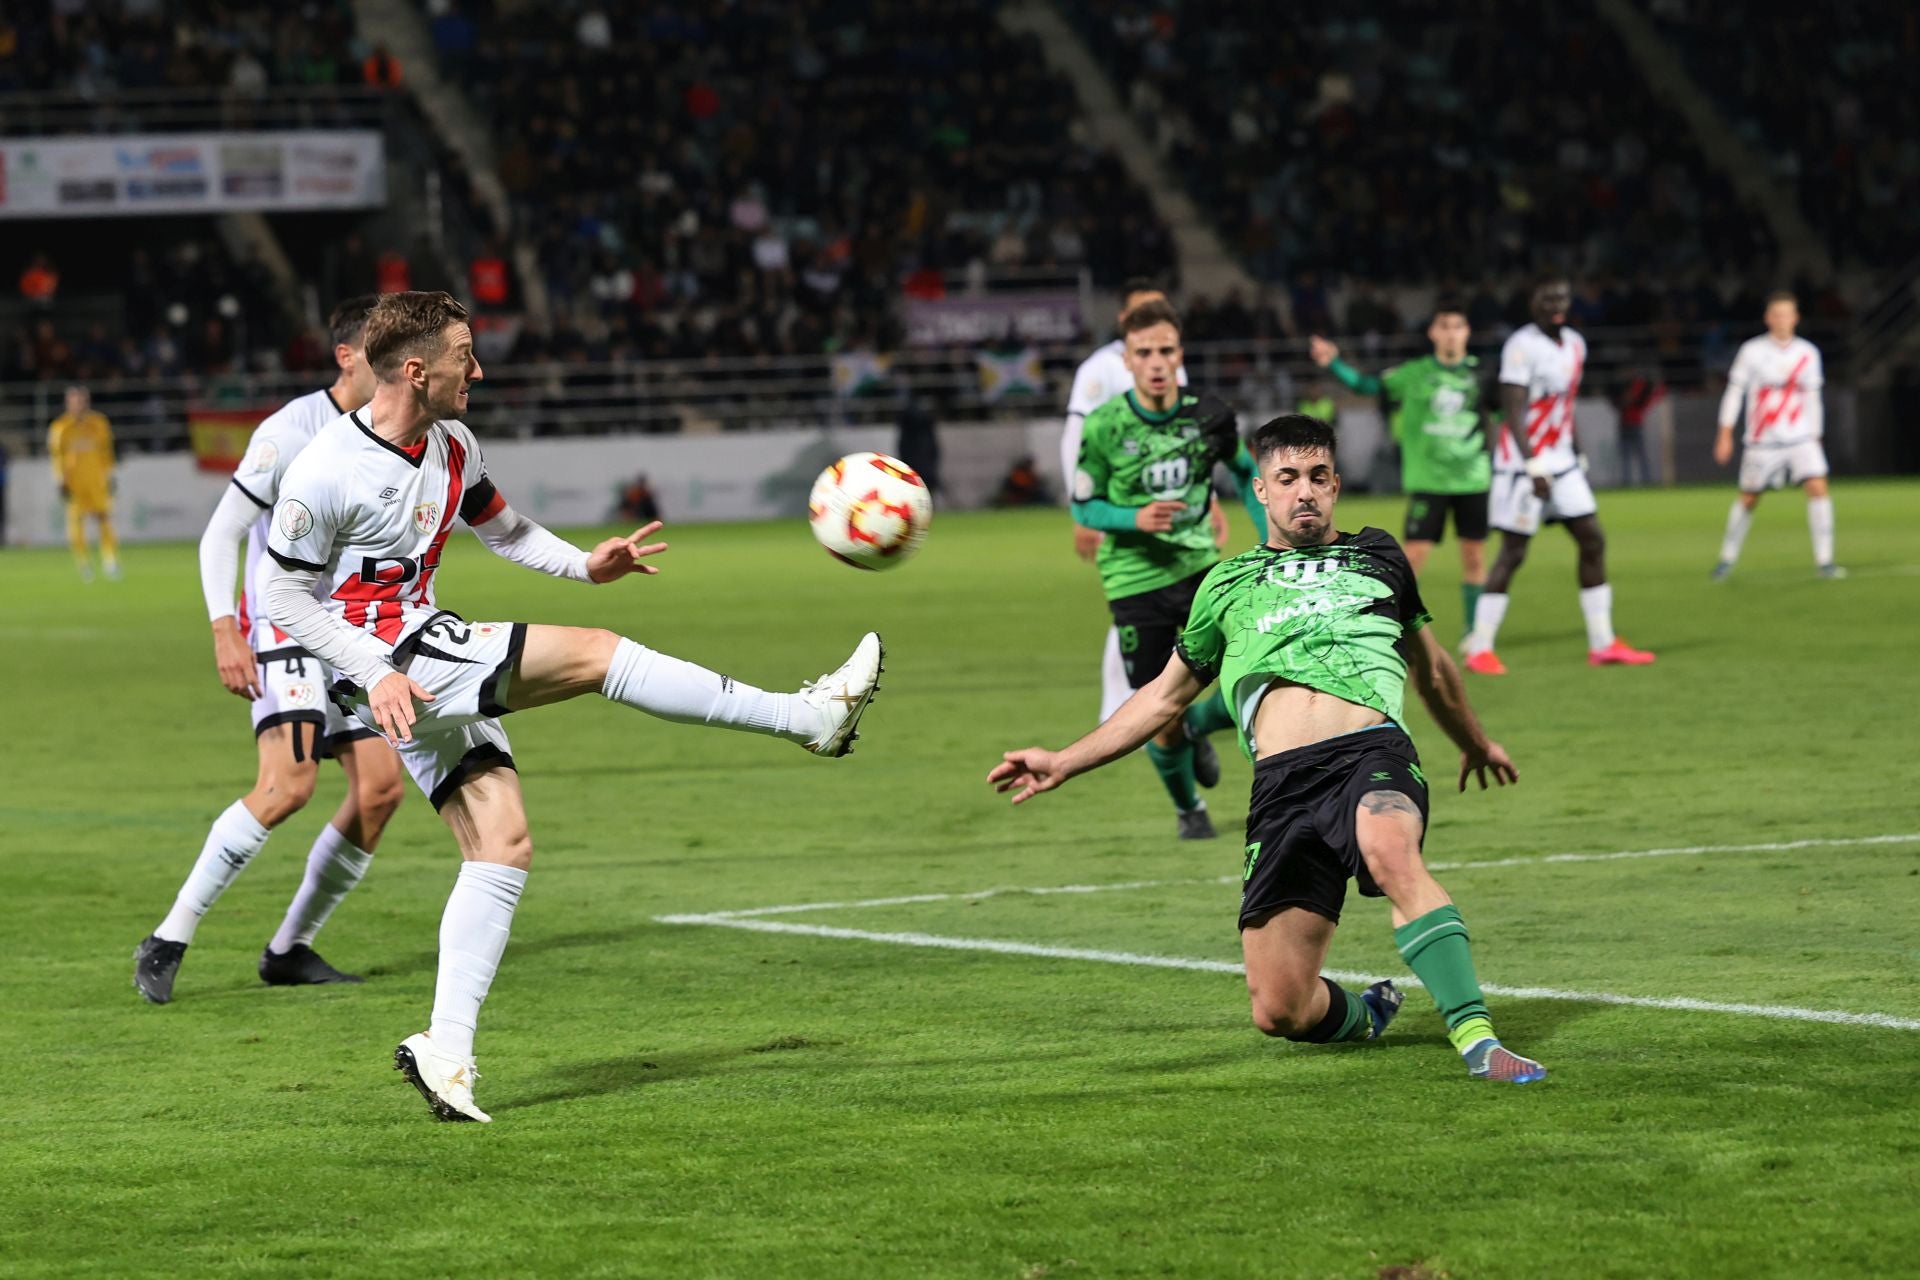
[428,861,527,1062]
[268,825,373,954]
[1465,593,1510,655]
[155,800,273,944]
[1719,500,1754,566]
[1098,626,1129,722]
[1579,583,1615,651]
[600,636,810,743]
[1808,496,1835,566]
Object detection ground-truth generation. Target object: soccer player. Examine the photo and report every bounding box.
[131,298,407,1004]
[992,414,1545,1084]
[1072,300,1241,839]
[1060,277,1200,723]
[259,292,880,1122]
[1711,292,1842,579]
[1310,296,1493,630]
[47,386,119,581]
[1463,277,1654,673]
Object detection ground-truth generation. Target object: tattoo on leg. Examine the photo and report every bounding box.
[1359,789,1421,818]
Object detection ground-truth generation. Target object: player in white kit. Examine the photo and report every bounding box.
[133,297,408,1004]
[1464,277,1654,673]
[259,293,882,1122]
[1711,292,1843,580]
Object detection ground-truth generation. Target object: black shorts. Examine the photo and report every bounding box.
[1108,570,1209,690]
[1239,725,1430,929]
[1403,491,1489,545]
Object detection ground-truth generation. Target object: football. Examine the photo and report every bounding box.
[808,451,933,570]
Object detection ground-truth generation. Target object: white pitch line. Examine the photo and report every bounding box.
[698,833,1920,920]
[654,914,1920,1032]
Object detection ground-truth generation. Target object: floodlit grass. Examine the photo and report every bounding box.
[3,482,1917,1279]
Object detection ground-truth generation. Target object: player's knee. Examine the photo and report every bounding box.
[250,765,318,825]
[1248,983,1319,1038]
[355,770,407,828]
[475,827,533,871]
[572,627,623,684]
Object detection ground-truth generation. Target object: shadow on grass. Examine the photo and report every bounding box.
[503,1047,748,1111]
[363,927,649,980]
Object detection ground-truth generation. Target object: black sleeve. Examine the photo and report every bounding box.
[458,476,498,523]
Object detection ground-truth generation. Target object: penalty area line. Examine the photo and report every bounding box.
[653,914,1920,1033]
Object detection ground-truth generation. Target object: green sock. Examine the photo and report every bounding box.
[1184,688,1234,738]
[1287,977,1376,1043]
[1461,582,1483,634]
[1144,740,1200,814]
[1394,905,1495,1056]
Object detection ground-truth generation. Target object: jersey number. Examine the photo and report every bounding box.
[1144,458,1190,494]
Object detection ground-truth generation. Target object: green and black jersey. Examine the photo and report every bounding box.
[1176,528,1432,757]
[1073,389,1238,600]
[1329,355,1492,494]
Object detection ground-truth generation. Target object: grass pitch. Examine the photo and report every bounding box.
[3,482,1918,1279]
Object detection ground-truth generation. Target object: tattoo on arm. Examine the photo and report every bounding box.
[1359,789,1422,818]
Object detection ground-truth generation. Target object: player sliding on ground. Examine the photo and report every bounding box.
[1711,291,1843,580]
[1463,276,1654,673]
[134,297,406,1003]
[260,291,882,1123]
[992,414,1546,1083]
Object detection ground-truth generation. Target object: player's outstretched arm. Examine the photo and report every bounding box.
[466,487,667,584]
[990,656,1205,804]
[1407,626,1518,792]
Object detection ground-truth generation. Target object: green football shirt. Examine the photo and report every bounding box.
[1075,389,1235,601]
[1331,355,1491,494]
[1176,528,1433,757]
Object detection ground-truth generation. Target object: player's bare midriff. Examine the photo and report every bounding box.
[1250,679,1387,759]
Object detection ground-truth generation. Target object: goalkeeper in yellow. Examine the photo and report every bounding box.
[48,386,120,581]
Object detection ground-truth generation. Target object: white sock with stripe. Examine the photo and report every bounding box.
[600,637,813,743]
[428,861,527,1062]
[268,825,373,954]
[1807,496,1835,566]
[155,800,273,944]
[1579,584,1615,651]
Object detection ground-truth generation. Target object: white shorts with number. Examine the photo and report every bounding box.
[252,648,373,756]
[329,613,525,808]
[1490,467,1599,536]
[1739,439,1828,494]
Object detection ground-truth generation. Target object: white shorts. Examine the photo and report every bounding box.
[252,647,373,758]
[328,613,524,808]
[1490,467,1598,536]
[1740,439,1828,493]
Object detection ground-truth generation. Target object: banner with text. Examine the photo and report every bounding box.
[0,131,386,218]
[902,293,1083,347]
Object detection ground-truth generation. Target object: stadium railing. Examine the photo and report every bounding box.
[0,323,1830,456]
[0,88,394,137]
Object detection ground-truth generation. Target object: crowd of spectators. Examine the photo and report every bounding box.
[1070,0,1777,299]
[1640,0,1920,270]
[421,0,1176,360]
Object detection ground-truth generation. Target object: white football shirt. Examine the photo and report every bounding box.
[1718,335,1823,446]
[227,388,345,654]
[267,411,502,651]
[1496,323,1586,474]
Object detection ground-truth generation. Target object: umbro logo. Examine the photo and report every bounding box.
[380,487,400,502]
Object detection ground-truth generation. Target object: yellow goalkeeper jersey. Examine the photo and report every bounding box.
[49,410,115,511]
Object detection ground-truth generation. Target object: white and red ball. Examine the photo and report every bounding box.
[808,451,932,570]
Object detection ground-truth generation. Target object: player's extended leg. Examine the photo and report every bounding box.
[134,724,323,1003]
[1458,537,1487,637]
[65,502,92,581]
[1804,476,1842,577]
[1713,490,1762,580]
[506,625,880,757]
[260,737,406,985]
[1242,908,1400,1044]
[396,765,530,1124]
[1566,515,1653,665]
[95,511,120,579]
[1352,790,1545,1083]
[1464,531,1528,674]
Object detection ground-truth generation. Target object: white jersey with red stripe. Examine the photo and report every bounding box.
[228,388,346,654]
[1495,323,1586,474]
[1720,334,1824,447]
[266,410,504,654]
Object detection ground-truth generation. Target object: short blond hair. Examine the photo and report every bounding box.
[364,291,471,377]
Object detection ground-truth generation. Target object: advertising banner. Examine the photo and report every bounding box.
[902,293,1083,347]
[0,131,386,218]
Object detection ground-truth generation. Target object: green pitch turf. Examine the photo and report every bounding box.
[3,482,1917,1279]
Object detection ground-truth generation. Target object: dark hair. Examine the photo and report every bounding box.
[1248,413,1337,465]
[1120,275,1165,305]
[1532,271,1570,294]
[1432,295,1468,320]
[1120,298,1182,336]
[364,291,472,376]
[329,294,379,348]
[1766,290,1798,308]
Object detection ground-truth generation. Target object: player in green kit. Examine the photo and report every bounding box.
[994,414,1546,1083]
[1072,300,1241,839]
[1311,298,1493,630]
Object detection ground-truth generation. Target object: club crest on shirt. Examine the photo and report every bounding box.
[278,500,312,540]
[284,682,317,707]
[243,440,279,475]
[413,501,440,534]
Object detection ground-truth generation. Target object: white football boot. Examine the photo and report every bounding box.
[796,632,883,758]
[394,1032,490,1123]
